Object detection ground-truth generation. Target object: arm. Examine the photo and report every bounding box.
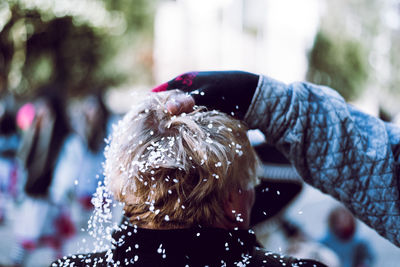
[245,75,400,247]
[153,71,400,247]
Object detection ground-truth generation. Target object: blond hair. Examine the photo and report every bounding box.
[105,90,259,228]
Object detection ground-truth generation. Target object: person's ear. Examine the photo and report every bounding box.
[223,191,239,225]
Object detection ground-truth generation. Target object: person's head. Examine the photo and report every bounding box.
[105,90,259,230]
[328,206,356,241]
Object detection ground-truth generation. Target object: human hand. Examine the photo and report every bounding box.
[152,71,259,119]
[165,92,195,115]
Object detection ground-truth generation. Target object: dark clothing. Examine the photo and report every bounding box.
[52,224,326,266]
[18,111,68,197]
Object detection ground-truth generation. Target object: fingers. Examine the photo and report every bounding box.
[166,94,195,115]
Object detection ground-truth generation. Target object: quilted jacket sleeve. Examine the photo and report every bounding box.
[244,75,400,247]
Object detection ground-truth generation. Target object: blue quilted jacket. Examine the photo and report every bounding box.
[245,75,400,247]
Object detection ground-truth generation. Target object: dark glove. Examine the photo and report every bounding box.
[151,71,259,119]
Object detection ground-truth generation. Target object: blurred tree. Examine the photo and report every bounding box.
[103,0,156,86]
[0,0,156,98]
[0,2,13,94]
[307,31,369,101]
[105,0,155,35]
[306,0,384,101]
[388,26,400,95]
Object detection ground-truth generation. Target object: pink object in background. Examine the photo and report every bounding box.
[16,103,35,131]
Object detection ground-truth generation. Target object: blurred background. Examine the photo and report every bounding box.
[1,0,400,266]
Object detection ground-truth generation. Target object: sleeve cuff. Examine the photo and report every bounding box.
[244,74,264,125]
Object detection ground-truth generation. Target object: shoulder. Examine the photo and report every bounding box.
[50,252,108,267]
[251,247,328,267]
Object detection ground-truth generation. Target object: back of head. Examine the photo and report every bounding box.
[105,90,258,228]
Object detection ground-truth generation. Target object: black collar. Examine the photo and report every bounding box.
[110,223,257,265]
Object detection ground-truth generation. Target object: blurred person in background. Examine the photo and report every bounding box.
[0,94,20,224]
[9,86,84,267]
[320,206,375,267]
[282,219,341,267]
[69,93,113,227]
